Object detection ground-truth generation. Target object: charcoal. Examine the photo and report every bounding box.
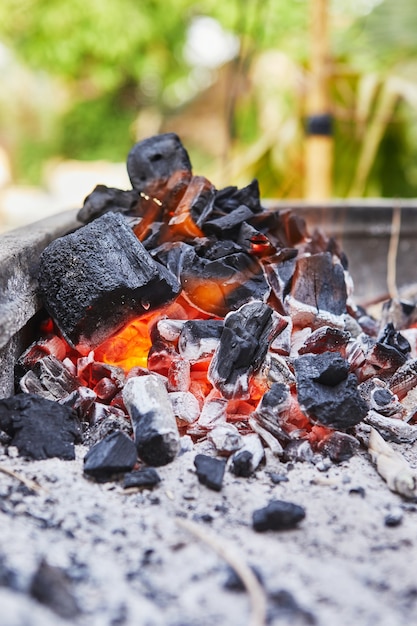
[318,431,360,463]
[31,355,79,400]
[252,500,306,532]
[388,358,417,399]
[203,204,254,237]
[19,370,53,399]
[123,467,161,489]
[60,386,97,420]
[167,359,191,392]
[194,454,227,491]
[179,248,270,317]
[127,133,192,191]
[178,320,224,361]
[253,382,292,440]
[282,440,316,464]
[170,176,215,236]
[377,322,411,356]
[207,423,243,456]
[83,431,137,481]
[287,251,347,318]
[38,212,181,351]
[77,185,139,224]
[208,301,281,399]
[0,394,81,460]
[213,179,262,214]
[83,407,133,447]
[298,326,350,355]
[236,222,275,257]
[169,391,200,424]
[123,375,180,466]
[30,559,79,619]
[230,434,265,476]
[294,352,368,429]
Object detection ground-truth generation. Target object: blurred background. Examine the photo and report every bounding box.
[0,0,416,232]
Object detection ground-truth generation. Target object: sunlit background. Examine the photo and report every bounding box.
[0,0,416,231]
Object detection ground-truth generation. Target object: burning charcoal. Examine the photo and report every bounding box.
[207,423,243,457]
[248,417,284,457]
[18,335,67,368]
[252,500,306,532]
[19,370,53,399]
[167,359,191,392]
[369,386,406,419]
[378,322,411,356]
[198,391,228,428]
[0,394,81,460]
[294,352,368,430]
[38,212,181,352]
[203,204,254,237]
[30,355,79,400]
[60,386,97,420]
[123,467,161,490]
[169,176,215,237]
[157,318,186,342]
[213,179,262,215]
[123,375,180,466]
[268,315,292,356]
[178,320,224,361]
[264,353,296,386]
[264,252,298,305]
[285,252,347,327]
[84,406,133,447]
[230,433,264,476]
[253,383,292,440]
[168,391,200,425]
[318,431,360,463]
[77,185,139,224]
[30,559,79,619]
[83,430,137,481]
[282,440,316,464]
[388,358,417,400]
[127,132,192,191]
[208,301,281,400]
[236,222,275,257]
[298,326,350,356]
[194,454,227,491]
[365,410,417,444]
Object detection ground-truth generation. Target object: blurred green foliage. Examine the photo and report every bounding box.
[0,0,416,197]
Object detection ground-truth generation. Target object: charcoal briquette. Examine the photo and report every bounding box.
[127,133,192,191]
[38,212,181,351]
[252,500,306,532]
[0,394,81,460]
[83,430,138,481]
[194,454,227,491]
[123,467,161,489]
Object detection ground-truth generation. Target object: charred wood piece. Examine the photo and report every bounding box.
[123,375,180,466]
[194,454,227,491]
[285,252,347,327]
[208,301,281,399]
[178,320,223,361]
[388,359,417,400]
[0,394,81,460]
[318,431,360,463]
[77,185,139,224]
[253,382,292,441]
[127,132,192,192]
[123,467,161,489]
[38,212,181,352]
[294,351,368,430]
[83,431,138,481]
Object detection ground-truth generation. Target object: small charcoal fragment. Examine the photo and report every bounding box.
[230,433,264,476]
[294,351,368,429]
[123,468,161,489]
[194,454,227,491]
[83,431,137,481]
[127,133,192,191]
[178,320,224,361]
[38,212,180,351]
[30,559,79,619]
[384,507,403,527]
[203,204,254,237]
[252,500,306,532]
[77,185,139,224]
[230,451,254,477]
[123,375,180,466]
[0,394,81,460]
[319,431,360,463]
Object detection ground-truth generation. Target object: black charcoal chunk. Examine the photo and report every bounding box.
[127,133,192,191]
[214,179,262,214]
[38,212,181,351]
[30,559,79,619]
[178,320,224,361]
[0,394,81,460]
[290,252,347,315]
[378,322,411,356]
[268,589,316,625]
[123,375,180,466]
[229,450,254,477]
[194,454,227,491]
[252,500,306,532]
[77,185,139,224]
[208,301,280,399]
[319,431,360,463]
[123,468,161,489]
[203,204,254,237]
[83,431,137,481]
[294,352,368,429]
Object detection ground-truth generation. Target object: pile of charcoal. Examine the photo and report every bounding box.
[2,132,417,491]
